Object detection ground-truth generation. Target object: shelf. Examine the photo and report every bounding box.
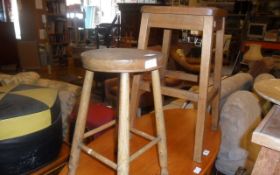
[50,42,69,45]
[48,33,65,35]
[228,14,246,17]
[47,13,66,17]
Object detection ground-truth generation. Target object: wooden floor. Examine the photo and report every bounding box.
[60,109,221,175]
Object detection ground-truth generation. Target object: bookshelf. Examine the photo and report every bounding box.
[45,0,69,65]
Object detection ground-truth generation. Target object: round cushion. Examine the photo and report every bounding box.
[0,84,62,175]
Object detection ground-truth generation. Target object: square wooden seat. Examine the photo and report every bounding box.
[130,6,227,162]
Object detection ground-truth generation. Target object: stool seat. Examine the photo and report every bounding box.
[69,47,168,175]
[82,48,164,73]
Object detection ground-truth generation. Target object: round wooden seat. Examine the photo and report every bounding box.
[69,47,168,175]
[81,48,164,73]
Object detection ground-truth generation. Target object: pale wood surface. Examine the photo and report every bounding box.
[252,105,280,152]
[254,79,280,106]
[130,6,225,163]
[151,69,168,174]
[164,70,198,83]
[129,10,151,122]
[68,71,94,175]
[161,30,172,69]
[117,73,130,174]
[130,74,143,126]
[142,6,227,17]
[211,17,225,130]
[59,109,221,175]
[252,105,280,175]
[251,147,280,175]
[82,48,163,73]
[194,16,214,162]
[148,14,204,32]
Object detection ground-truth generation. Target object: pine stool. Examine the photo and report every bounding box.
[68,48,168,175]
[130,6,227,163]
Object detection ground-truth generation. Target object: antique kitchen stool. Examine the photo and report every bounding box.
[130,6,227,162]
[68,48,168,175]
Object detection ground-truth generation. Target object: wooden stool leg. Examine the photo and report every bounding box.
[211,17,225,130]
[151,69,168,175]
[68,70,94,175]
[130,74,142,128]
[194,16,214,163]
[130,12,151,127]
[117,73,130,175]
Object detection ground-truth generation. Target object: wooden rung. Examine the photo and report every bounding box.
[130,128,156,141]
[149,13,204,31]
[130,137,161,162]
[207,87,218,104]
[161,86,199,102]
[83,120,116,139]
[80,143,117,170]
[164,70,198,82]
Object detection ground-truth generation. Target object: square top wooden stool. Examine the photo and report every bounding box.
[129,6,227,162]
[68,48,168,175]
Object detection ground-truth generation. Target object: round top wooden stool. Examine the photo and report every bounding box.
[82,48,164,72]
[60,109,221,175]
[68,48,168,175]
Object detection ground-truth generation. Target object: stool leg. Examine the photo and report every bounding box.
[211,17,225,130]
[151,69,168,175]
[117,73,130,175]
[68,70,94,175]
[130,74,142,128]
[194,16,214,163]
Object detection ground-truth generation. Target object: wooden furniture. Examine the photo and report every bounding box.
[45,0,69,65]
[118,3,163,46]
[68,48,168,175]
[252,78,280,174]
[130,6,226,162]
[251,105,280,175]
[95,15,120,49]
[59,109,221,175]
[0,22,20,69]
[18,0,46,69]
[254,79,280,105]
[17,40,41,69]
[242,40,280,51]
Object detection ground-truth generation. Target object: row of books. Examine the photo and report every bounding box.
[46,1,67,15]
[47,21,66,34]
[51,46,66,61]
[48,33,69,44]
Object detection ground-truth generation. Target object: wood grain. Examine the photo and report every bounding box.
[142,6,227,17]
[82,48,163,73]
[130,6,225,163]
[254,79,280,106]
[251,147,280,175]
[252,105,280,152]
[194,16,214,162]
[117,73,130,175]
[211,17,225,130]
[59,109,221,175]
[68,71,94,175]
